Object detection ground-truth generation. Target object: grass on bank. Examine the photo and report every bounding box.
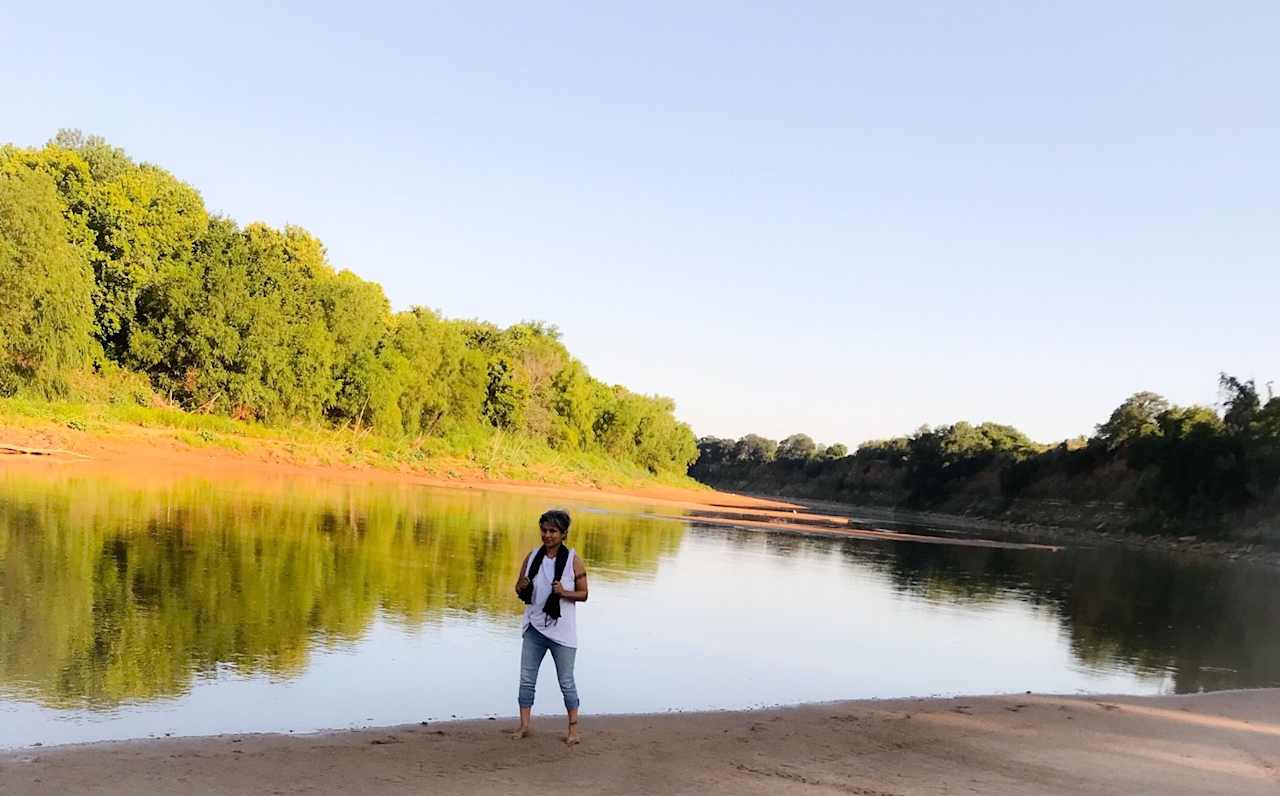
[0,396,705,492]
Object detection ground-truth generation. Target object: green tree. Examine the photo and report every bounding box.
[318,270,393,427]
[0,167,95,394]
[0,132,701,476]
[1156,405,1223,439]
[733,434,778,463]
[50,129,131,182]
[551,360,605,450]
[86,162,210,362]
[1219,374,1261,435]
[389,309,487,435]
[777,433,817,461]
[1095,391,1170,450]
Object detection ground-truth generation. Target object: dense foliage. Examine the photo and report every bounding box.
[0,132,696,474]
[693,376,1280,535]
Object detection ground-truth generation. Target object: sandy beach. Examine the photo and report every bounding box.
[2,690,1276,794]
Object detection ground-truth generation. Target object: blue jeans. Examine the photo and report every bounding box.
[518,626,579,710]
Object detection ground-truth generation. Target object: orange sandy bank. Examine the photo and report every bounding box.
[0,421,795,514]
[0,422,1067,553]
[3,690,1277,794]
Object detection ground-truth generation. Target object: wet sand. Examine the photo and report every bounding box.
[3,690,1276,794]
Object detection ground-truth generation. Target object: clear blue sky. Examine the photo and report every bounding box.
[4,2,1276,446]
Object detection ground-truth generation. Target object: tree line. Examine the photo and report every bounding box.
[693,375,1280,535]
[0,131,697,474]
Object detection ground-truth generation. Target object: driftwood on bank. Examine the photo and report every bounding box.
[0,444,90,459]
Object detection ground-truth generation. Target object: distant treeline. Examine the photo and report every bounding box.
[0,132,696,473]
[692,377,1280,536]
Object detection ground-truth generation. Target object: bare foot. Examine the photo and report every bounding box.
[565,721,580,747]
[511,726,531,740]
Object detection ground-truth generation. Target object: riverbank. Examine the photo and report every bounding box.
[770,495,1280,568]
[0,401,791,513]
[4,690,1277,794]
[5,403,1277,563]
[694,439,1280,556]
[10,414,1280,565]
[0,427,1082,556]
[0,398,712,497]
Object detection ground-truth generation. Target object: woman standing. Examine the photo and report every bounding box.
[513,509,588,746]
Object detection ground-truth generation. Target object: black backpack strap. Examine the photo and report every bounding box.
[527,547,547,579]
[552,546,569,583]
[537,547,572,624]
[519,548,546,605]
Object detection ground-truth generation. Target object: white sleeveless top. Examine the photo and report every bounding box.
[521,546,578,648]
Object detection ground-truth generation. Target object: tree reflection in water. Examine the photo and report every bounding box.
[1,471,1276,711]
[0,472,684,707]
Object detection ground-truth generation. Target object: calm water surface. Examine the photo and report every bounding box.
[1,468,1277,748]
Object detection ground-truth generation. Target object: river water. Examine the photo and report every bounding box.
[1,468,1276,747]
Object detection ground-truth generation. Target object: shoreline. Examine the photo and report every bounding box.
[0,420,796,514]
[4,417,1277,563]
[4,689,1277,794]
[730,491,1280,568]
